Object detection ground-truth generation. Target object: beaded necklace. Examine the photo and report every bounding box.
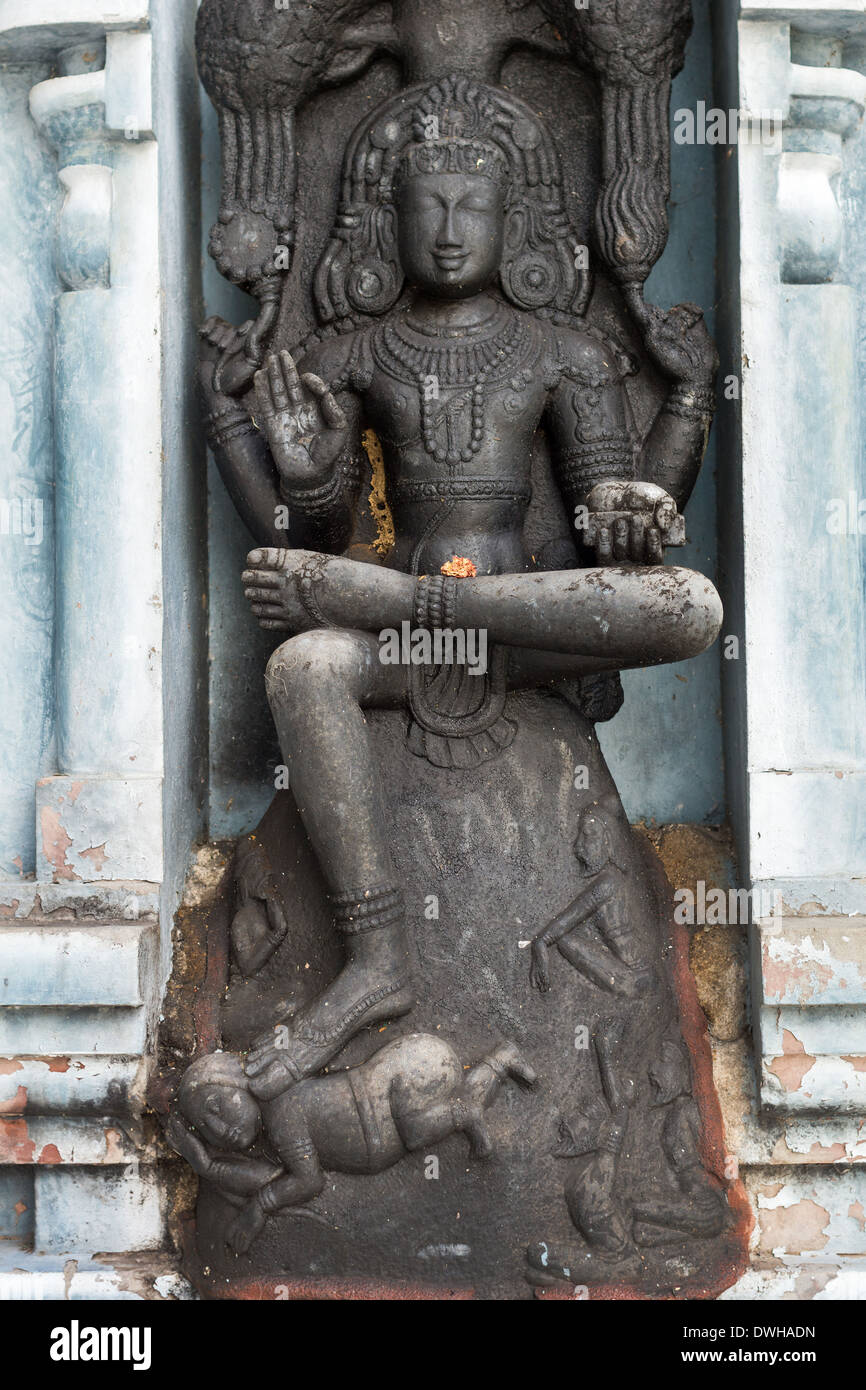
[381,307,528,468]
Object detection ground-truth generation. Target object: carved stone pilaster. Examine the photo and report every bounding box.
[0,3,202,1292]
[715,1,866,1297]
[780,43,866,281]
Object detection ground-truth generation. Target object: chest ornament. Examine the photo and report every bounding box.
[375,311,533,469]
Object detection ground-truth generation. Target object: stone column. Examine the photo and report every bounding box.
[0,57,57,880]
[715,1,866,1298]
[0,2,204,1296]
[31,32,164,887]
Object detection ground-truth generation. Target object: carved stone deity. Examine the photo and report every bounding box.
[157,0,750,1299]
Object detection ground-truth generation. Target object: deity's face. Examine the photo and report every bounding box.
[395,171,508,300]
[186,1083,261,1151]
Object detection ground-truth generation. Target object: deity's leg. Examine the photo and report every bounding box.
[459,566,722,666]
[246,629,414,1093]
[247,550,722,670]
[243,555,721,1092]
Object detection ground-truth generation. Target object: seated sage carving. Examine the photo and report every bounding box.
[162,0,747,1299]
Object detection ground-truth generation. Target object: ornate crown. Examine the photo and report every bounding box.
[395,139,510,188]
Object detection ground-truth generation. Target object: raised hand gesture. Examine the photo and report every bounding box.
[254,350,348,491]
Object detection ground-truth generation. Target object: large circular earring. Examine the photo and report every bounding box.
[501,250,559,310]
[346,256,402,315]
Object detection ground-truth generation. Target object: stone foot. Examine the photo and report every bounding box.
[244,924,414,1096]
[486,1040,539,1088]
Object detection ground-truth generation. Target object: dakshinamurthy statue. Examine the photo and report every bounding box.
[159,0,748,1300]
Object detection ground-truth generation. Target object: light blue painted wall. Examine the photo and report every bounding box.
[0,62,58,875]
[153,0,209,975]
[203,0,724,836]
[840,43,866,520]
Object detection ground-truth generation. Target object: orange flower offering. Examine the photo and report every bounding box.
[440,555,477,578]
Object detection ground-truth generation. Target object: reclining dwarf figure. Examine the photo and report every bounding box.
[167,1035,536,1254]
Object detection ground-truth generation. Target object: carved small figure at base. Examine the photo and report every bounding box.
[168,1037,537,1254]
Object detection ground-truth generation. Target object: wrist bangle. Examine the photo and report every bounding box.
[663,382,715,421]
[280,459,359,518]
[414,574,459,631]
[559,444,635,498]
[206,405,256,448]
[280,468,344,514]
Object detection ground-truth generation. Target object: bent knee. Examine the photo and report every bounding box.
[658,569,723,661]
[265,629,373,703]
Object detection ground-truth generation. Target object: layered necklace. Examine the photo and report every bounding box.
[380,304,529,468]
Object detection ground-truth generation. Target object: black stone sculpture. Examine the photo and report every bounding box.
[160,0,749,1299]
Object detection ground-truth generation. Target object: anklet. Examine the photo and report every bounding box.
[293,554,332,628]
[330,883,404,935]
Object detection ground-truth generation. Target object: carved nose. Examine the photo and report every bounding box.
[437,205,462,248]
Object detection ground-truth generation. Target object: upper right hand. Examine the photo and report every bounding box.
[199,315,256,401]
[254,351,348,491]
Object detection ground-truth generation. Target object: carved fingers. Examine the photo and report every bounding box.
[263,880,289,944]
[200,315,238,352]
[199,316,257,397]
[245,1025,294,1087]
[636,300,718,383]
[584,482,683,563]
[245,1028,284,1069]
[244,1039,297,1102]
[300,371,348,433]
[585,516,657,563]
[165,1114,211,1174]
[253,352,348,485]
[263,350,304,414]
[529,938,552,993]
